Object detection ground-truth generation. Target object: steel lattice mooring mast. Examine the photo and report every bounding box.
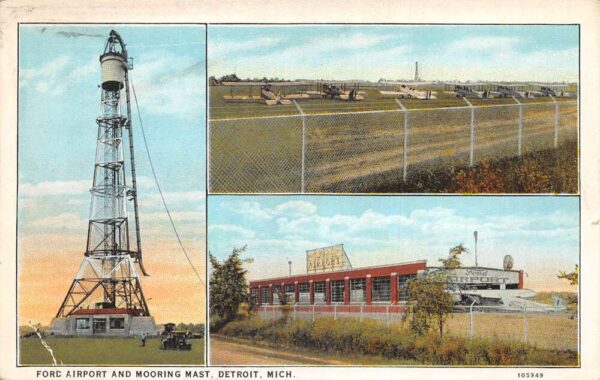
[55,30,151,320]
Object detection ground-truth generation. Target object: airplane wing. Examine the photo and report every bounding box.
[223,95,263,102]
[282,93,311,100]
[379,90,409,98]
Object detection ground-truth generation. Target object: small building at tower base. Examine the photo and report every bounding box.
[49,308,159,337]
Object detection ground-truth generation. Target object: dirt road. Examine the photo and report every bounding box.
[210,336,339,365]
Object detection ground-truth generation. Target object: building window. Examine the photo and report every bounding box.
[350,278,366,303]
[76,318,90,330]
[284,284,295,304]
[372,276,391,302]
[298,282,310,304]
[331,280,344,303]
[250,288,258,304]
[314,281,326,303]
[272,285,281,304]
[110,317,125,329]
[93,317,107,332]
[260,287,270,304]
[398,274,417,302]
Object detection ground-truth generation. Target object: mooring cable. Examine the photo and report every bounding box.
[130,77,205,288]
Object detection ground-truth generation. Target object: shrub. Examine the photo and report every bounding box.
[217,316,575,366]
[209,314,230,333]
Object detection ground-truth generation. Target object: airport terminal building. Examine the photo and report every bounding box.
[248,245,525,313]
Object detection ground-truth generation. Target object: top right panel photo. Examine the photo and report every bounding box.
[208,25,578,194]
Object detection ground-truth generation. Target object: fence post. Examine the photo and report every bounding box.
[293,100,306,193]
[463,97,475,166]
[469,300,476,339]
[312,304,315,322]
[293,304,296,321]
[386,305,390,328]
[523,306,528,343]
[549,95,559,148]
[395,99,409,182]
[512,96,523,156]
[334,304,337,320]
[360,304,363,322]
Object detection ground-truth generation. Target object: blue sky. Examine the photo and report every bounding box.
[18,25,206,324]
[208,25,578,82]
[208,196,579,291]
[19,25,206,238]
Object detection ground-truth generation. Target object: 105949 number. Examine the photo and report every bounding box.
[518,373,544,378]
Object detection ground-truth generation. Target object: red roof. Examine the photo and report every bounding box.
[72,308,135,316]
[250,260,427,287]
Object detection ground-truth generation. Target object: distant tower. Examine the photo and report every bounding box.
[51,31,157,336]
[414,61,421,82]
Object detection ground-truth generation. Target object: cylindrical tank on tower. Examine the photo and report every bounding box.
[100,53,126,91]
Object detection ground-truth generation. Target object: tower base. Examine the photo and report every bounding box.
[49,310,159,337]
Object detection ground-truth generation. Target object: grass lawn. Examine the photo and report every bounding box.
[19,337,204,366]
[445,312,578,351]
[212,334,420,366]
[209,83,577,193]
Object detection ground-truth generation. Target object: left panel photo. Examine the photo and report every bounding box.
[17,25,206,365]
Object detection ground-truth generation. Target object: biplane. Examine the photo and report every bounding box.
[527,84,574,98]
[495,84,533,99]
[445,84,493,99]
[312,82,366,101]
[222,81,313,105]
[379,84,436,100]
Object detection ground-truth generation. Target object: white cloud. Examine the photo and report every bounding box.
[20,54,100,95]
[142,210,204,223]
[20,55,72,89]
[273,200,317,217]
[21,180,90,197]
[67,58,97,81]
[223,200,274,221]
[276,208,412,241]
[140,190,205,205]
[129,51,204,119]
[209,37,282,59]
[290,32,396,55]
[209,224,255,238]
[30,212,86,230]
[448,36,521,52]
[210,32,409,81]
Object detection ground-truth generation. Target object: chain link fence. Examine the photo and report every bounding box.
[450,305,578,351]
[255,304,577,351]
[209,100,577,193]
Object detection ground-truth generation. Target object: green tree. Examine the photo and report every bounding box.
[209,246,251,322]
[404,273,453,337]
[557,264,579,285]
[438,243,469,269]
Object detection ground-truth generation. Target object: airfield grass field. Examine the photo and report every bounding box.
[209,85,578,193]
[19,337,205,365]
[445,312,578,351]
[214,309,578,365]
[209,85,576,119]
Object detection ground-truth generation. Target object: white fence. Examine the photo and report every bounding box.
[209,99,577,193]
[255,303,576,350]
[257,303,406,326]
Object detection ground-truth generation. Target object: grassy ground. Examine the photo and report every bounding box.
[209,85,576,119]
[209,84,577,193]
[446,313,577,351]
[19,337,204,366]
[212,334,420,365]
[369,140,578,193]
[215,315,578,366]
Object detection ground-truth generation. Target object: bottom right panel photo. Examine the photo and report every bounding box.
[207,196,579,367]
